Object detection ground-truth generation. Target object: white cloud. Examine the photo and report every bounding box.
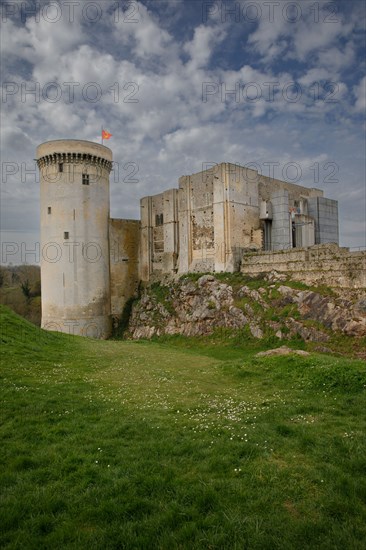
[353,76,366,113]
[113,1,175,60]
[316,42,355,71]
[293,19,352,61]
[247,2,354,66]
[184,24,227,69]
[298,68,338,86]
[247,12,289,61]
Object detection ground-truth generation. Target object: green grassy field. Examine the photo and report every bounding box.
[1,305,366,549]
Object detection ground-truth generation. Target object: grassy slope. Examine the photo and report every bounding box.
[1,305,366,549]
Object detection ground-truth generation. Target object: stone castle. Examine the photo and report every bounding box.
[37,139,341,338]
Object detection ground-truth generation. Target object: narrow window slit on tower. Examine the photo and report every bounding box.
[82,174,90,185]
[64,231,69,240]
[59,163,63,173]
[155,213,164,226]
[48,206,51,214]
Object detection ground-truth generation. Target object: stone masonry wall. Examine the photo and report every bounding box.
[241,243,366,289]
[109,218,140,318]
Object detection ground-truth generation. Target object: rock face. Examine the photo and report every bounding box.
[127,276,366,341]
[129,275,248,339]
[276,286,366,337]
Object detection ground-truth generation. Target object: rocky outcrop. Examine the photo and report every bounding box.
[256,346,310,357]
[129,275,248,339]
[275,285,366,337]
[127,275,366,342]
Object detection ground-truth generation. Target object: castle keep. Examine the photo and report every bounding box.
[37,139,340,338]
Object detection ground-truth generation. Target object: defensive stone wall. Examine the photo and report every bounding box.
[241,243,366,289]
[109,218,140,319]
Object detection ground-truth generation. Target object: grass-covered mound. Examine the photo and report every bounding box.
[1,305,366,549]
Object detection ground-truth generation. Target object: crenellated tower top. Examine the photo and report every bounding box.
[36,139,113,172]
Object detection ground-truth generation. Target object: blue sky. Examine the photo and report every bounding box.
[1,0,365,263]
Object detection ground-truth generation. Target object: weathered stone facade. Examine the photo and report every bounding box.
[241,244,366,289]
[109,218,140,321]
[38,140,113,339]
[38,141,355,339]
[140,163,338,279]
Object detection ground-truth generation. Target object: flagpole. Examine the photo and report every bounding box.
[101,126,104,145]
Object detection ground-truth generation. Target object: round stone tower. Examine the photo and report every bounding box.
[37,139,113,338]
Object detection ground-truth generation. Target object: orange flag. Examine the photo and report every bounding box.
[102,129,112,140]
